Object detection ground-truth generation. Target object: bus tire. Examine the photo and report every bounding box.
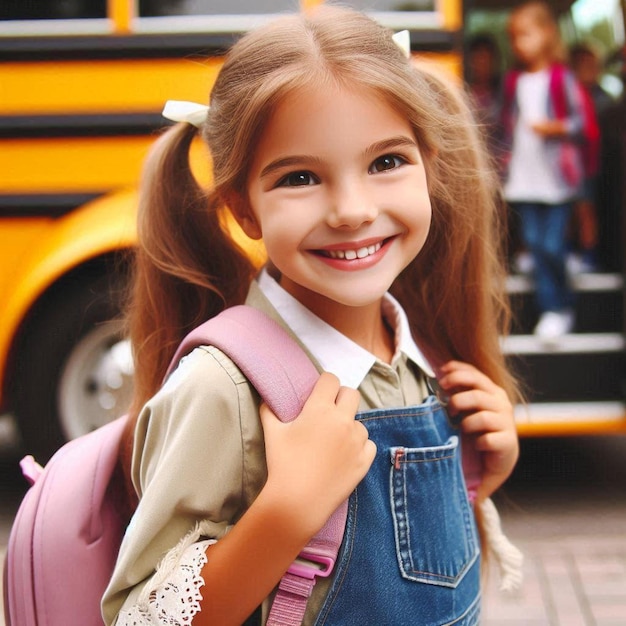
[12,269,132,463]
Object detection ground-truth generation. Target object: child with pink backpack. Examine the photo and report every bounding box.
[93,7,521,625]
[501,1,589,343]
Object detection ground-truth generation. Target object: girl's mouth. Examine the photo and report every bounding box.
[315,238,391,261]
[310,237,393,271]
[319,241,383,260]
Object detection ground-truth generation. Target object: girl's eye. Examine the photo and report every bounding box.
[369,154,406,174]
[277,171,318,187]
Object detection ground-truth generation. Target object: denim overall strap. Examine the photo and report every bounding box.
[315,397,481,626]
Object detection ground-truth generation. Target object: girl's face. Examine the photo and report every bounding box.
[508,12,553,69]
[242,84,432,315]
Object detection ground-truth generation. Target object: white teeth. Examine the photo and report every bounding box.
[325,241,383,260]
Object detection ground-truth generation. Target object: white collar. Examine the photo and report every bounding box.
[257,269,435,388]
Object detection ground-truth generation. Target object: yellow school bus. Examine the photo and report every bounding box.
[1,0,624,460]
[0,0,465,459]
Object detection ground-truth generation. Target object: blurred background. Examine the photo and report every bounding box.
[0,1,625,623]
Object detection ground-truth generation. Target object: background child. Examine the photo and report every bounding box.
[467,33,502,155]
[501,1,586,342]
[103,7,519,625]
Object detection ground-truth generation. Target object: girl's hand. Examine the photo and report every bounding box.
[531,119,568,138]
[259,372,376,537]
[438,361,519,501]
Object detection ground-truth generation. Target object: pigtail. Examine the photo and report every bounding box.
[120,122,255,499]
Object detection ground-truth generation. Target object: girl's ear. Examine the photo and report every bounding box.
[227,192,263,240]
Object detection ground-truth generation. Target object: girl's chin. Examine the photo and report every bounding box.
[278,269,395,309]
[301,285,391,310]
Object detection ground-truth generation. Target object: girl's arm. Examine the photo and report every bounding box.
[194,373,376,626]
[531,118,569,138]
[105,350,374,626]
[532,70,586,139]
[437,361,519,501]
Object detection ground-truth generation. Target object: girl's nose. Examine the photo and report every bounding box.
[327,182,378,229]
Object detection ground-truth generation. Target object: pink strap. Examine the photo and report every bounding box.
[549,64,568,120]
[461,436,481,503]
[166,306,318,422]
[167,306,348,625]
[267,573,315,626]
[19,455,44,486]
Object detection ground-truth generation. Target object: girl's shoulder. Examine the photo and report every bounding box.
[133,345,262,488]
[162,344,252,395]
[137,345,259,444]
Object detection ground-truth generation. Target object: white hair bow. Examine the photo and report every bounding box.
[392,30,411,59]
[162,100,209,128]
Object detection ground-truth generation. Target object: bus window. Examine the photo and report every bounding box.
[139,0,298,17]
[0,1,106,20]
[345,0,435,8]
[135,0,304,33]
[333,0,442,29]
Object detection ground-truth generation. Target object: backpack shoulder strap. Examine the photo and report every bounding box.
[549,63,568,119]
[167,305,340,626]
[166,305,318,423]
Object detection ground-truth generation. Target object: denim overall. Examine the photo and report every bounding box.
[315,396,481,626]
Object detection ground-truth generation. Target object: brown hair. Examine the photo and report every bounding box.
[122,6,518,486]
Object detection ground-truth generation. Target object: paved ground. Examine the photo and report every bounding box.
[1,431,625,625]
[483,534,626,625]
[483,436,626,626]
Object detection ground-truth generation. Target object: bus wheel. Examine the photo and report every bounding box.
[13,271,132,463]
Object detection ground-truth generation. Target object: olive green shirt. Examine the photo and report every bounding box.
[102,276,430,625]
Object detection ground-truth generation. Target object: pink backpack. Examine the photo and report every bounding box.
[4,305,480,625]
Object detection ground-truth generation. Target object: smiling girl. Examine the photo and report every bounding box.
[103,7,519,625]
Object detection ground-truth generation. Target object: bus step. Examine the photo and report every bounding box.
[502,333,624,355]
[514,400,626,436]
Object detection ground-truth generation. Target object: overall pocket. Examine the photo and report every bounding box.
[389,436,479,588]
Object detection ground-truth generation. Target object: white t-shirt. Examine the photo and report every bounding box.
[503,69,572,204]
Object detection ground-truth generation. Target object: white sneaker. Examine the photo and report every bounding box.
[566,253,584,276]
[533,310,574,344]
[514,252,534,275]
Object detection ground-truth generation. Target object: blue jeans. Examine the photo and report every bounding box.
[315,398,481,625]
[513,201,574,313]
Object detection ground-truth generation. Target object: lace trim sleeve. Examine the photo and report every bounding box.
[116,528,216,626]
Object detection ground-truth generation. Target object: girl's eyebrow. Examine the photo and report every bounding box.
[259,155,323,179]
[365,135,419,158]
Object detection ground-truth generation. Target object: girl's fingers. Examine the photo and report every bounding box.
[439,360,478,375]
[446,389,505,416]
[307,371,341,404]
[474,430,516,454]
[335,384,361,414]
[363,438,378,463]
[306,372,360,414]
[439,365,498,394]
[460,410,502,435]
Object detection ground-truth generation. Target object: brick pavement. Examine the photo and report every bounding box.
[483,535,626,626]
